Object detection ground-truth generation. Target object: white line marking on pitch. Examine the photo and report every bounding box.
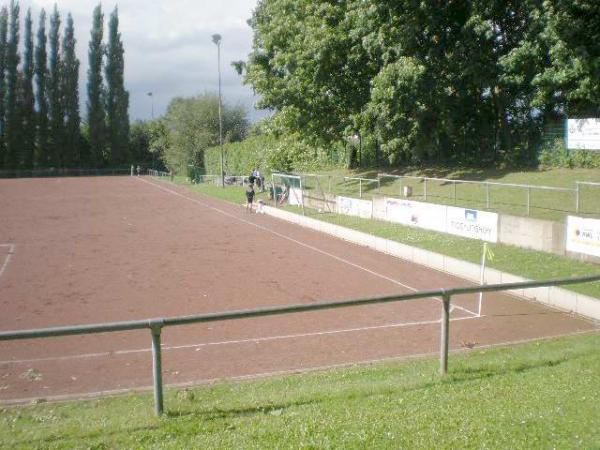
[0,243,15,280]
[136,178,479,317]
[0,315,479,365]
[2,328,596,407]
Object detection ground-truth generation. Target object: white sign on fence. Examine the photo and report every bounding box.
[566,216,600,258]
[337,196,373,219]
[446,206,499,243]
[567,118,600,151]
[288,187,303,206]
[384,198,446,233]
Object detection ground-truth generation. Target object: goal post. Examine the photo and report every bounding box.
[271,173,305,215]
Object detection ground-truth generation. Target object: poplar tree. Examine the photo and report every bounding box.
[21,8,35,169]
[105,6,129,165]
[4,0,20,170]
[47,6,63,167]
[34,9,49,168]
[62,13,80,167]
[0,7,8,169]
[87,4,105,167]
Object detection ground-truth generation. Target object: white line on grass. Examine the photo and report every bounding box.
[137,177,479,317]
[0,315,479,364]
[0,243,15,280]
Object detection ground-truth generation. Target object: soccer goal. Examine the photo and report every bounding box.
[271,173,305,214]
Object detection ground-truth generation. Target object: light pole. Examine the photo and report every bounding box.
[212,33,224,188]
[147,92,154,120]
[147,92,155,169]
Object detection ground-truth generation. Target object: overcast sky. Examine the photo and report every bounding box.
[18,0,263,122]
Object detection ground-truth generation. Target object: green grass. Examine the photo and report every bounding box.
[2,332,599,449]
[300,167,600,221]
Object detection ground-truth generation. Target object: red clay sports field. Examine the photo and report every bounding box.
[0,176,597,404]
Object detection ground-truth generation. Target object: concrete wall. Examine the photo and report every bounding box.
[264,205,600,321]
[499,214,566,254]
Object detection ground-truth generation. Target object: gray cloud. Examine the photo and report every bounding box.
[17,0,263,122]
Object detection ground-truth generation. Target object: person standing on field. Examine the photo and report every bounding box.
[245,182,255,212]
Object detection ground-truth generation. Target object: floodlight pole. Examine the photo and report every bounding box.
[148,92,155,170]
[212,34,224,188]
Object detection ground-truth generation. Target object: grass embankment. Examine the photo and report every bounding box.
[2,332,599,449]
[167,175,600,299]
[302,167,600,221]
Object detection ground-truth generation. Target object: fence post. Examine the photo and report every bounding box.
[486,183,490,209]
[272,174,276,208]
[399,177,403,197]
[526,187,531,216]
[576,183,580,214]
[453,181,457,204]
[359,179,362,198]
[424,178,428,201]
[377,177,381,194]
[328,176,332,194]
[150,321,164,416]
[440,293,450,375]
[299,176,306,216]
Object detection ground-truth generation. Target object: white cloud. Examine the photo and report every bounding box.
[15,0,262,121]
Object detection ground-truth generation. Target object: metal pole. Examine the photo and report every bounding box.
[151,324,164,416]
[328,175,332,194]
[399,177,403,197]
[526,187,530,216]
[299,176,305,216]
[377,178,381,194]
[486,182,490,209]
[359,179,362,198]
[424,178,428,201]
[440,293,450,375]
[453,181,457,204]
[272,173,276,208]
[213,36,224,189]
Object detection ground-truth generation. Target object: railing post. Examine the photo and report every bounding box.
[453,181,457,204]
[359,179,362,198]
[399,177,403,197]
[299,176,305,216]
[440,293,450,375]
[150,321,164,416]
[424,178,428,201]
[377,178,381,194]
[328,175,332,194]
[272,174,276,208]
[486,182,490,209]
[526,187,531,216]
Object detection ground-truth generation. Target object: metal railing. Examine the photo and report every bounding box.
[378,173,579,217]
[1,274,598,416]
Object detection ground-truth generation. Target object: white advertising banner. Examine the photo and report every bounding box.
[566,216,600,258]
[384,198,446,233]
[446,206,499,242]
[337,196,373,219]
[567,118,600,151]
[288,187,303,206]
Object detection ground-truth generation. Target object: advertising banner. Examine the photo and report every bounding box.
[446,206,499,242]
[566,216,600,258]
[567,119,600,151]
[384,198,446,233]
[337,196,373,219]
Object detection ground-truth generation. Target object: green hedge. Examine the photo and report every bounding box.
[204,135,343,176]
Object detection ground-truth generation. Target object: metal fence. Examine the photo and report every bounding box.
[0,167,132,178]
[1,274,598,416]
[378,173,594,219]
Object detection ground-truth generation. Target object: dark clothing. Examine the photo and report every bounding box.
[246,186,255,203]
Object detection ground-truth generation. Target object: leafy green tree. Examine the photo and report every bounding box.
[160,94,247,172]
[4,0,20,170]
[34,9,49,168]
[87,3,105,167]
[0,6,8,169]
[47,5,63,167]
[105,6,129,165]
[20,8,35,169]
[62,13,81,167]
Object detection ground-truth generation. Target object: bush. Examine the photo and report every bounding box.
[539,139,600,169]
